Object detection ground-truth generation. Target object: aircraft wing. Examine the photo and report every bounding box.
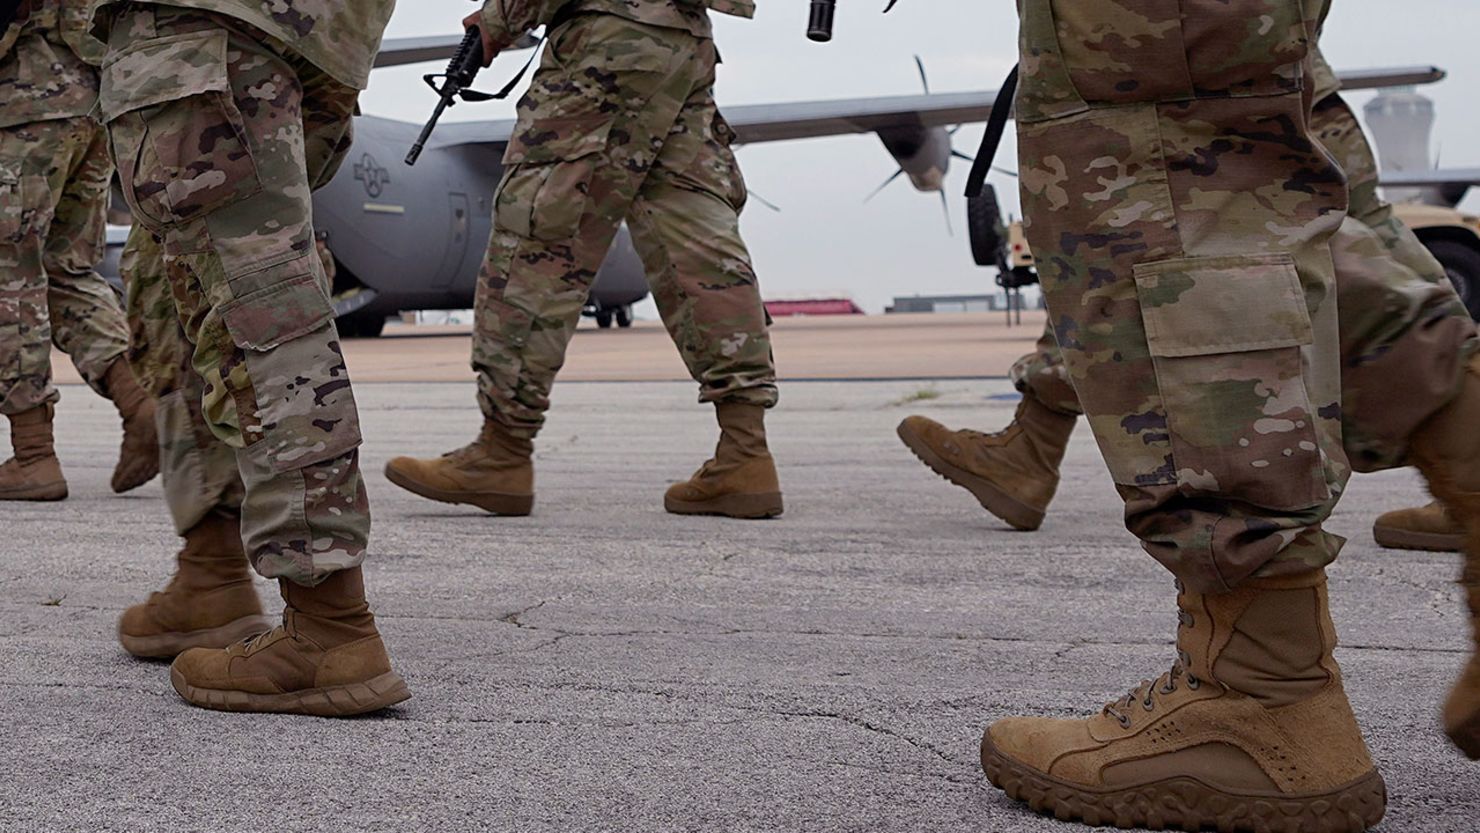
[413,65,1448,152]
[422,90,999,153]
[374,32,540,69]
[1337,65,1446,90]
[1379,168,1480,188]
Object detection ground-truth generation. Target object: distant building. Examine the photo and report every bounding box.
[764,298,865,317]
[886,292,1048,314]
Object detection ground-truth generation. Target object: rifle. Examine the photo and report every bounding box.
[406,26,541,166]
[807,0,900,43]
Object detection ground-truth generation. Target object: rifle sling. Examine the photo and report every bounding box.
[964,63,1017,199]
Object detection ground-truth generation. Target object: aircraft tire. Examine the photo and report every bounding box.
[1428,238,1480,321]
[615,305,633,328]
[337,309,387,338]
[967,185,1005,268]
[595,310,614,329]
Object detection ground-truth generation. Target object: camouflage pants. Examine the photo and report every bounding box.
[1011,92,1475,475]
[1017,0,1348,592]
[473,14,776,438]
[124,225,245,535]
[0,116,129,416]
[98,6,367,585]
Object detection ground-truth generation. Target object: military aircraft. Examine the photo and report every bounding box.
[101,36,1476,337]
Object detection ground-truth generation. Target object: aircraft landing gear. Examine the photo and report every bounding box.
[337,308,387,338]
[594,304,634,329]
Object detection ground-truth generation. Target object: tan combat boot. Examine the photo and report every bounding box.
[981,571,1387,832]
[896,394,1076,530]
[0,404,67,501]
[170,567,410,716]
[383,419,534,515]
[1372,501,1463,552]
[1406,352,1480,758]
[118,510,272,658]
[103,357,159,494]
[665,402,783,519]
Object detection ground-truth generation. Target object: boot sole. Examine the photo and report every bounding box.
[896,423,1043,531]
[384,465,533,516]
[0,484,68,501]
[665,492,783,519]
[1371,522,1463,552]
[119,614,274,660]
[981,734,1386,833]
[171,667,412,717]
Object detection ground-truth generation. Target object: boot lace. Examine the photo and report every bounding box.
[1102,606,1202,729]
[442,439,486,463]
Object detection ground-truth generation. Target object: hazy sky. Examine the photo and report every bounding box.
[362,1,1480,315]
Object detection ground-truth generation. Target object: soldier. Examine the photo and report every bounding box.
[384,0,783,520]
[973,2,1479,829]
[0,0,158,502]
[89,0,409,716]
[897,47,1469,549]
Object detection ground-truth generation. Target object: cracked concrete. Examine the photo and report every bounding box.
[2,379,1477,832]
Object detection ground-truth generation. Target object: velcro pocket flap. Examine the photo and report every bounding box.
[1134,254,1312,358]
[99,30,230,123]
[503,116,614,165]
[219,273,335,353]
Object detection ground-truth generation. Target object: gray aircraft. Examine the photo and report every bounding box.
[101,38,1475,337]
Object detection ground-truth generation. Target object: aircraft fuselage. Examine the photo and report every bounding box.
[313,115,649,319]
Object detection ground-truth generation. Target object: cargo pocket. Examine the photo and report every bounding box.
[1134,253,1329,510]
[217,270,360,471]
[496,116,613,242]
[0,172,53,244]
[98,29,262,229]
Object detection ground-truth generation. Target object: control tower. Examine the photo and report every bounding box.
[1363,87,1438,204]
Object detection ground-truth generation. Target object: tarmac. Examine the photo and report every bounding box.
[6,313,1479,832]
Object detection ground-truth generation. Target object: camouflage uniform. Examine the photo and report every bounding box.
[1014,0,1360,592]
[123,225,245,534]
[472,0,775,438]
[0,1,130,417]
[1010,44,1474,477]
[89,0,394,585]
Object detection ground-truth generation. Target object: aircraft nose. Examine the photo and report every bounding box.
[908,168,946,193]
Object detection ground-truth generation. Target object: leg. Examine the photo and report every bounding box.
[40,118,158,493]
[99,7,402,715]
[624,60,782,519]
[386,15,697,513]
[102,11,367,585]
[0,120,70,500]
[982,3,1385,827]
[897,319,1080,529]
[118,226,267,659]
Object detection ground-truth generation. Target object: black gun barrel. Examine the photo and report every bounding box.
[405,99,449,166]
[807,0,836,42]
[405,28,486,166]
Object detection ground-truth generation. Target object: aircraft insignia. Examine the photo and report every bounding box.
[354,153,391,198]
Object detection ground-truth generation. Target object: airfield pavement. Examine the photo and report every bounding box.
[8,311,1479,832]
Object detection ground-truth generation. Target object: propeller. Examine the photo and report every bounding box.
[862,57,973,235]
[748,189,783,213]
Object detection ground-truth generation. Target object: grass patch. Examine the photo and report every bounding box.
[890,386,942,407]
